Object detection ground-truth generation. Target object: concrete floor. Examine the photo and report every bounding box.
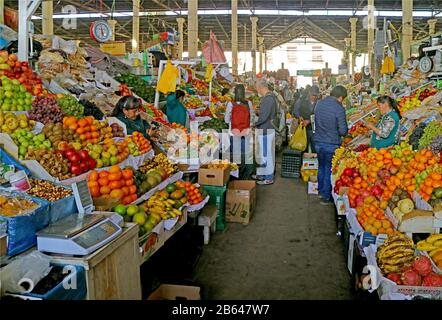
[193,162,354,300]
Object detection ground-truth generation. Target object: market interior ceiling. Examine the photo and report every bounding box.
[6,0,442,52]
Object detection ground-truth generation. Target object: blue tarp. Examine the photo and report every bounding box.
[0,148,31,176]
[1,191,50,256]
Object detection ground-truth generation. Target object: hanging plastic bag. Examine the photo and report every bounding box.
[289,121,307,151]
[202,32,227,64]
[156,61,179,94]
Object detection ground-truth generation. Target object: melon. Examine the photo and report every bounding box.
[398,199,414,214]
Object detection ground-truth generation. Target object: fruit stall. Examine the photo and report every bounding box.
[0,33,250,299]
[328,75,442,299]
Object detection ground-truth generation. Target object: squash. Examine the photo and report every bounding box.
[398,199,414,214]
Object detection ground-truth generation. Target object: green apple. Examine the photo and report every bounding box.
[101,151,111,159]
[71,142,82,151]
[19,146,27,156]
[89,151,100,159]
[110,156,119,165]
[96,159,104,168]
[42,140,51,148]
[37,133,45,142]
[101,158,110,167]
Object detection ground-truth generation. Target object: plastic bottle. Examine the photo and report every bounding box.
[9,170,31,192]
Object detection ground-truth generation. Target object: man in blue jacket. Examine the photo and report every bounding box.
[314,85,348,205]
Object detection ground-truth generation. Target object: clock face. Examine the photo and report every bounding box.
[91,21,112,43]
[419,56,433,73]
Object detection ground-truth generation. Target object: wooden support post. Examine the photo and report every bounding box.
[188,0,198,58]
[231,0,238,76]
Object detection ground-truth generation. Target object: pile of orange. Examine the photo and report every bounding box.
[125,131,152,154]
[175,181,204,205]
[356,196,394,236]
[409,149,439,173]
[63,116,113,146]
[419,172,442,201]
[88,166,137,204]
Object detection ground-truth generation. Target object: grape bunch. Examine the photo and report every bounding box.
[79,99,104,120]
[409,123,427,150]
[57,95,84,117]
[419,121,442,149]
[28,96,64,124]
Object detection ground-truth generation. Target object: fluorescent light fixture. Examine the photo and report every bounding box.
[31,9,440,20]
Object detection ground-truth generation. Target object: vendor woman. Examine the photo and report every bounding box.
[112,96,152,139]
[166,90,188,127]
[365,95,401,149]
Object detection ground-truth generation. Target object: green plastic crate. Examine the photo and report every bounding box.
[201,185,227,231]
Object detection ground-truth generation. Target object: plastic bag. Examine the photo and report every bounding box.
[289,122,307,151]
[156,61,179,94]
[0,251,52,295]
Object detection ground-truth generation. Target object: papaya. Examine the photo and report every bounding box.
[170,190,183,200]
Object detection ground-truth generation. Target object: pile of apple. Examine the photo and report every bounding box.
[85,139,130,168]
[0,51,45,96]
[0,76,34,111]
[58,146,97,176]
[10,130,52,160]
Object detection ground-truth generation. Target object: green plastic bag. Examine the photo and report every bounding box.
[290,121,307,151]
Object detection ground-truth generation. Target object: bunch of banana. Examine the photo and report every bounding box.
[139,153,178,175]
[416,234,442,258]
[376,233,415,274]
[332,146,346,169]
[144,193,182,220]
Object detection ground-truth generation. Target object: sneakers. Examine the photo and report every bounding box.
[320,200,334,206]
[251,174,260,180]
[257,179,274,185]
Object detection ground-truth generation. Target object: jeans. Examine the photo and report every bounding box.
[256,133,275,181]
[316,142,339,202]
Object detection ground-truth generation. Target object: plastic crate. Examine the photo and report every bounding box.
[201,185,227,231]
[23,264,87,300]
[281,149,303,178]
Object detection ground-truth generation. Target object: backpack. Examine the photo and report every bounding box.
[268,93,285,135]
[231,102,250,134]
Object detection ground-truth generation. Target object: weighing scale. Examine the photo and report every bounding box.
[36,180,123,256]
[90,20,113,43]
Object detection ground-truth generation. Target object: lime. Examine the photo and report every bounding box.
[114,204,127,215]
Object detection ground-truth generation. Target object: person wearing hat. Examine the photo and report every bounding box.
[293,85,320,153]
[112,96,153,139]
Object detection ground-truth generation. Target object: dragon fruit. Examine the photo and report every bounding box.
[401,269,421,286]
[422,273,442,287]
[387,273,402,285]
[412,256,433,277]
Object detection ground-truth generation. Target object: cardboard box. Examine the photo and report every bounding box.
[307,181,319,195]
[0,234,7,257]
[225,181,256,225]
[302,153,318,170]
[148,284,201,300]
[198,166,230,187]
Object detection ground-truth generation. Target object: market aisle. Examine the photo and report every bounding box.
[193,162,354,300]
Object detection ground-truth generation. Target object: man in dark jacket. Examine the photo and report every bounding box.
[293,85,320,152]
[314,85,348,205]
[254,79,277,185]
